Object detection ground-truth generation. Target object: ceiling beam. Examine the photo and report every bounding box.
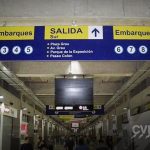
[3,61,143,77]
[26,81,122,96]
[38,95,111,105]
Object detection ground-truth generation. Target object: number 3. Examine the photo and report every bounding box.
[0,46,9,55]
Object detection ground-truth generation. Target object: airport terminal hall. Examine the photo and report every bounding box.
[0,0,150,150]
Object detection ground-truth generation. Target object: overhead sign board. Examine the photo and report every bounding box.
[0,26,149,60]
[46,105,104,115]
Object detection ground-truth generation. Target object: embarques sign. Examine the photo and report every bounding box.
[50,28,83,34]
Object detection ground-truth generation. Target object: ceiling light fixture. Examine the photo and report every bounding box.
[0,96,4,99]
[73,75,77,79]
[22,107,27,111]
[0,103,5,113]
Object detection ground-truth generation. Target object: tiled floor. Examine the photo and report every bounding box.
[54,145,65,150]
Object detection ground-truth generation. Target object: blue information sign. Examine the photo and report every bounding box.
[0,26,149,60]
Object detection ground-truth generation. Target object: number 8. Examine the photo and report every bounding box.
[139,46,148,54]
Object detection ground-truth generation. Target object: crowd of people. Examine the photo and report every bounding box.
[63,135,113,150]
[20,135,113,150]
[21,136,54,150]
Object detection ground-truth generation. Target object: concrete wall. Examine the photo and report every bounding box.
[129,111,150,150]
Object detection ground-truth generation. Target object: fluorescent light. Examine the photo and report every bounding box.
[56,106,63,110]
[22,107,27,111]
[0,96,4,99]
[73,76,77,79]
[64,106,73,110]
[123,107,127,110]
[5,108,10,113]
[0,103,5,113]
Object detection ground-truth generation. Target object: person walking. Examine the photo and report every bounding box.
[47,137,54,150]
[75,138,89,150]
[37,136,47,150]
[21,137,33,150]
[96,139,109,150]
[67,136,75,150]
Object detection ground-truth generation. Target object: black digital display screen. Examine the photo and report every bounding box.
[55,78,93,111]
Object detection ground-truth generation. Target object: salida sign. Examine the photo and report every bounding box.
[46,27,83,39]
[50,27,83,33]
[45,26,103,39]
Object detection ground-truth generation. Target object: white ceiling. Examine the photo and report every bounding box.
[0,0,149,18]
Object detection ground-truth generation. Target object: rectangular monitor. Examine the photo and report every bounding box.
[55,78,93,111]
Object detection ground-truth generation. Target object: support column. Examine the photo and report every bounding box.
[19,94,23,147]
[0,103,5,150]
[47,121,50,137]
[106,117,109,136]
[127,93,132,136]
[127,93,131,121]
[41,114,44,140]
